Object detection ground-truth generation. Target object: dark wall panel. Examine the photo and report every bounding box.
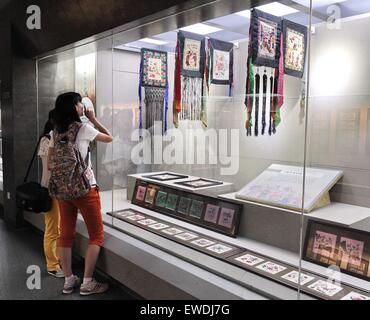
[10,0,215,57]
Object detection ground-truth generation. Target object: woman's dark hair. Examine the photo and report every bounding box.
[55,92,82,133]
[41,108,56,136]
[42,120,54,136]
[48,108,56,123]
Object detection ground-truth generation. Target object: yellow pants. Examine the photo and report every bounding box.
[44,198,60,272]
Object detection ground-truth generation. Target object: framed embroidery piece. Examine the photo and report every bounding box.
[174,178,223,189]
[218,208,235,229]
[144,172,189,181]
[137,219,157,226]
[161,227,184,236]
[250,9,282,68]
[140,48,168,88]
[208,38,233,85]
[234,254,264,267]
[340,292,370,300]
[255,261,287,275]
[283,19,307,78]
[189,200,204,219]
[191,238,216,248]
[304,220,370,281]
[175,232,199,241]
[165,194,178,211]
[204,204,220,224]
[148,223,169,230]
[112,210,136,218]
[307,280,343,297]
[126,214,146,221]
[281,271,315,286]
[155,191,168,208]
[178,31,206,78]
[206,243,233,255]
[177,197,192,215]
[135,186,147,202]
[312,231,337,259]
[144,186,157,205]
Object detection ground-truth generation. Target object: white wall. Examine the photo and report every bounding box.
[308,15,370,207]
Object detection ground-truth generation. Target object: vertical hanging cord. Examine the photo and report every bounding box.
[174,38,182,126]
[269,74,274,135]
[201,39,210,127]
[229,47,233,97]
[138,56,143,137]
[254,71,260,137]
[262,72,268,135]
[164,83,169,134]
[245,25,254,136]
[277,33,285,109]
[273,68,279,134]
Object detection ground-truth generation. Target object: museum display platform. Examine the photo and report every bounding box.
[24,171,370,300]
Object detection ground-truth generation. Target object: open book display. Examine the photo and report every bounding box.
[236,164,343,212]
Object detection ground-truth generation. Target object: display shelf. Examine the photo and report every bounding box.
[308,203,370,232]
[219,192,370,232]
[108,212,313,300]
[218,192,299,214]
[24,210,263,300]
[107,208,370,299]
[101,189,369,299]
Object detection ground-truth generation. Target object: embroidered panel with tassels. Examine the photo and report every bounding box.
[245,9,284,136]
[174,31,206,127]
[139,48,168,135]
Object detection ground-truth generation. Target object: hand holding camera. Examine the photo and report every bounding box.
[84,107,96,122]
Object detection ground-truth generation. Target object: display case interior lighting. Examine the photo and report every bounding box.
[256,2,299,16]
[292,0,346,8]
[138,38,168,45]
[235,2,298,18]
[180,23,222,35]
[314,47,352,95]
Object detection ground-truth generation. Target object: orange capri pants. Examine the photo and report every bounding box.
[58,187,104,248]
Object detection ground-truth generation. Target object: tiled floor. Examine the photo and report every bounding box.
[0,218,137,300]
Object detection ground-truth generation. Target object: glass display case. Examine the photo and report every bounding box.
[35,0,370,300]
[0,107,3,194]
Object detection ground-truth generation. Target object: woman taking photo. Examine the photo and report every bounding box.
[48,92,112,296]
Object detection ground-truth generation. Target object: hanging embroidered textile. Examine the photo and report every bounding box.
[139,48,168,134]
[208,38,233,87]
[245,9,284,136]
[283,19,308,79]
[174,31,205,126]
[202,38,234,127]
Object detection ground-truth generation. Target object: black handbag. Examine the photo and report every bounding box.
[16,136,53,213]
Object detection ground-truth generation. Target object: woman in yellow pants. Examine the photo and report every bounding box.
[38,110,64,277]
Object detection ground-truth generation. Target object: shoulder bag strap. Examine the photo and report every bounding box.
[71,122,90,166]
[23,135,44,183]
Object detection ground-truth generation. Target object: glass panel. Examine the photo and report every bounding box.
[36,36,114,226]
[303,0,370,300]
[33,0,370,300]
[109,0,313,300]
[0,98,2,197]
